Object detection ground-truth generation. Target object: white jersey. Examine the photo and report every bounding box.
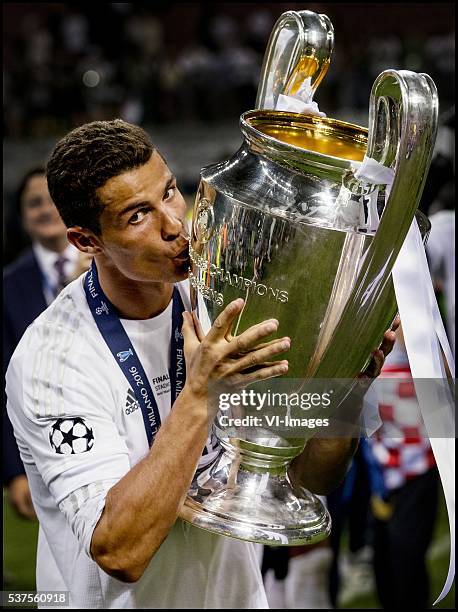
[6,275,268,609]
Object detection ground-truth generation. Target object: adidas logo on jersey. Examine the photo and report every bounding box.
[125,388,140,415]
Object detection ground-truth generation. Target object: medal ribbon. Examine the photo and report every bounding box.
[84,261,185,446]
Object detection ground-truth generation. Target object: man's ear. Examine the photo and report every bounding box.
[67,226,103,255]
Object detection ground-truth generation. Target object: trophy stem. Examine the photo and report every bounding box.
[180,435,331,545]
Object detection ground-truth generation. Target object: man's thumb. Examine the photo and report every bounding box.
[182,311,198,347]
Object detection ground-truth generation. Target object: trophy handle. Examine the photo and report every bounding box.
[366,69,438,252]
[255,10,334,110]
[313,70,438,378]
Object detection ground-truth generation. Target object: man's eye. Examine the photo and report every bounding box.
[129,209,148,224]
[164,186,176,200]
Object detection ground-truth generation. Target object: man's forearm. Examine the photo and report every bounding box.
[288,390,368,494]
[90,385,209,582]
[288,437,359,495]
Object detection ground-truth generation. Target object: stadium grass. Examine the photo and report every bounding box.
[3,491,38,591]
[3,489,455,608]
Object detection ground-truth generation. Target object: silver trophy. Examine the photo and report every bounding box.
[179,10,438,545]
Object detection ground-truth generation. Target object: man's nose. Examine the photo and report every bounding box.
[160,209,183,241]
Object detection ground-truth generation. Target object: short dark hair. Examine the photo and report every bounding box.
[46,119,154,234]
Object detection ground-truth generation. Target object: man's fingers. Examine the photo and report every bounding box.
[360,318,398,381]
[206,299,245,342]
[191,311,205,342]
[228,336,286,355]
[231,360,289,387]
[17,500,36,521]
[224,338,290,375]
[247,337,285,351]
[181,311,193,337]
[9,491,36,521]
[182,311,200,352]
[390,314,401,333]
[380,329,396,357]
[225,319,279,356]
[363,349,385,379]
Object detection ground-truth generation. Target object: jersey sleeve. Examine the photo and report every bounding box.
[6,308,132,508]
[58,479,119,558]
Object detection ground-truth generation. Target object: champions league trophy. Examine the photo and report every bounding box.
[179,11,438,544]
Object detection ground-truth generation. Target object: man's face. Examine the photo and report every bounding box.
[96,152,189,283]
[21,174,67,243]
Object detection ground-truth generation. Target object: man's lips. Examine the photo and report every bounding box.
[172,245,190,261]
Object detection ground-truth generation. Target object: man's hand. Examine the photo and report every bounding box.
[182,298,290,401]
[91,299,291,583]
[7,474,36,521]
[358,315,400,381]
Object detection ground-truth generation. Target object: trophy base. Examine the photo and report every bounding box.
[180,440,331,545]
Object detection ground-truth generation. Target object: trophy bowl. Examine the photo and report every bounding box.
[178,12,438,546]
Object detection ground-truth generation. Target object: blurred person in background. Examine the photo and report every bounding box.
[326,444,374,607]
[419,107,454,216]
[3,167,91,519]
[366,324,440,609]
[426,181,455,355]
[424,108,455,355]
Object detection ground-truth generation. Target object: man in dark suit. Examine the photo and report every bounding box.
[3,167,88,518]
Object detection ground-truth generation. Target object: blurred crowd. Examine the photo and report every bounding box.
[3,3,455,267]
[3,3,455,138]
[4,3,270,137]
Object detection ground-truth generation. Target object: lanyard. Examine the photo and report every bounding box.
[83,262,185,446]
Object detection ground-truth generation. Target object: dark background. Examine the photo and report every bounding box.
[3,2,455,262]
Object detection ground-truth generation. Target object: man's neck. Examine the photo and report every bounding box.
[94,257,174,320]
[38,235,69,254]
